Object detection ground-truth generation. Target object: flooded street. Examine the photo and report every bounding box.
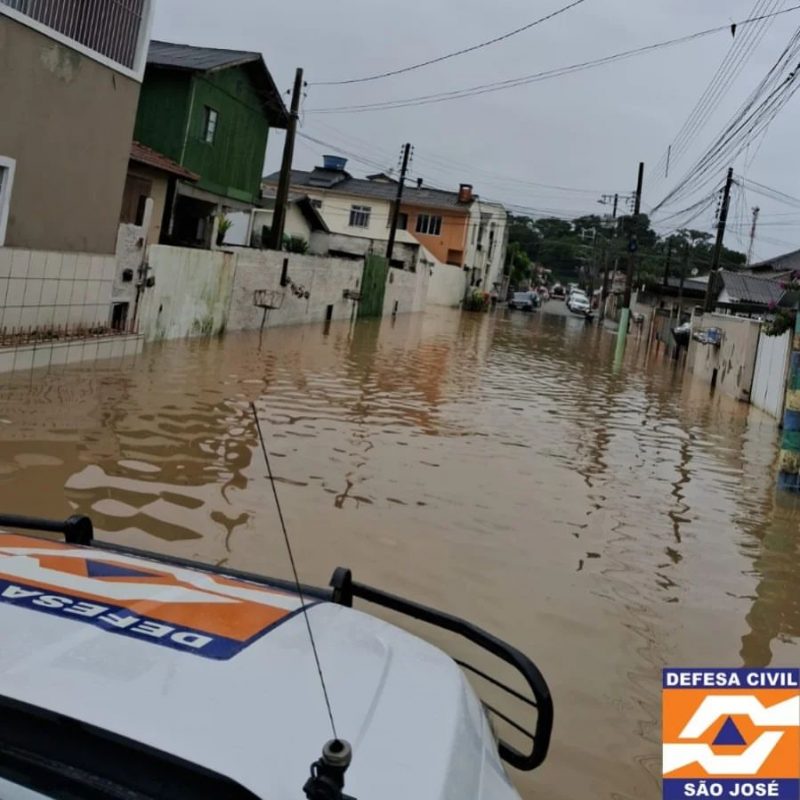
[0,307,798,799]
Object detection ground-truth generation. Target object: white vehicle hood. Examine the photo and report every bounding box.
[0,533,520,799]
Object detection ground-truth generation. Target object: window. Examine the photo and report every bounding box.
[415,214,442,236]
[349,205,371,228]
[203,107,219,144]
[0,156,16,247]
[397,212,408,230]
[1,0,150,74]
[310,198,323,209]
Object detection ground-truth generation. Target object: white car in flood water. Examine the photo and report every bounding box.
[0,514,552,800]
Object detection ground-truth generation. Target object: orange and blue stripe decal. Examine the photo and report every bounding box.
[0,534,313,660]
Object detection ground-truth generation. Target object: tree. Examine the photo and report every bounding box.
[506,212,747,292]
[506,241,532,286]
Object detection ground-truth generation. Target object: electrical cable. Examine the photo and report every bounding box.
[311,0,589,86]
[305,5,800,114]
[649,0,780,184]
[651,37,800,213]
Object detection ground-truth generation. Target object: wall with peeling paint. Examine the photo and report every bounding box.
[137,246,235,342]
[688,313,761,402]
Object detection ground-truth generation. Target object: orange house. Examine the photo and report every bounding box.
[400,183,474,267]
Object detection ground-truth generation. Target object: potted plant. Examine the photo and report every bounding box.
[216,215,233,247]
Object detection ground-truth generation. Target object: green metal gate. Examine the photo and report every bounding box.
[358,254,389,319]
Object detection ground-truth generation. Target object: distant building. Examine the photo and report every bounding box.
[0,0,155,332]
[262,155,508,290]
[745,247,800,279]
[134,41,288,248]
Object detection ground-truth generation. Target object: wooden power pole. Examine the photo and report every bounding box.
[622,162,644,310]
[386,143,411,263]
[599,193,619,322]
[704,167,734,312]
[614,164,644,366]
[270,68,304,250]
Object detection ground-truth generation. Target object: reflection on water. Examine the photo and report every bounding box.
[0,308,798,799]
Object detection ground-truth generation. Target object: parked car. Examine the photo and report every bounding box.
[566,289,587,307]
[508,291,538,312]
[568,293,591,315]
[551,284,565,299]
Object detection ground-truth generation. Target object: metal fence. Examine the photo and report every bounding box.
[1,0,146,70]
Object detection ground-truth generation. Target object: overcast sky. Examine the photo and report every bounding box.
[153,0,800,261]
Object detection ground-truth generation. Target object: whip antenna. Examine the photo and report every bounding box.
[250,402,337,740]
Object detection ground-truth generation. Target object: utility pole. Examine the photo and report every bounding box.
[662,239,673,288]
[746,206,760,266]
[270,67,304,250]
[386,143,411,263]
[614,164,644,367]
[704,167,734,312]
[622,162,645,310]
[599,193,618,322]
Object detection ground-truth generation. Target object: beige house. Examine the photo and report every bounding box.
[0,0,154,333]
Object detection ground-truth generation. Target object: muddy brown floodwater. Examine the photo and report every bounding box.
[0,307,798,798]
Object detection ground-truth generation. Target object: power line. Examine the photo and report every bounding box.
[297,128,622,213]
[651,30,800,213]
[306,5,800,114]
[649,0,781,185]
[310,0,589,86]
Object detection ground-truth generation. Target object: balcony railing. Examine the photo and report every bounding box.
[1,0,146,71]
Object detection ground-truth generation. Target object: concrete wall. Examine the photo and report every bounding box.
[0,246,115,331]
[309,230,419,272]
[0,17,140,253]
[752,328,792,419]
[137,245,235,341]
[382,265,430,317]
[688,313,762,402]
[113,197,154,308]
[0,334,142,375]
[113,224,144,307]
[427,262,467,307]
[227,249,362,331]
[252,206,312,246]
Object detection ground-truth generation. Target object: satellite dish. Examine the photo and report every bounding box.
[691,268,699,276]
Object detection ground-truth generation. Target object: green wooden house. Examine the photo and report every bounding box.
[134,41,288,247]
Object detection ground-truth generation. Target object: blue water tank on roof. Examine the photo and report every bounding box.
[323,155,348,171]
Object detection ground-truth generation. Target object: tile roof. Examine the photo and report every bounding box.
[263,169,474,211]
[146,41,288,128]
[148,41,261,71]
[130,141,198,181]
[719,270,784,306]
[662,276,709,294]
[747,247,800,274]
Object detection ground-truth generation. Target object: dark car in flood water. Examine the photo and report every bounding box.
[508,292,539,312]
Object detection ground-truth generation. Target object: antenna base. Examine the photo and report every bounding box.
[303,739,357,800]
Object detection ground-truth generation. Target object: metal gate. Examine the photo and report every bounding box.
[751,328,791,419]
[358,254,388,319]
